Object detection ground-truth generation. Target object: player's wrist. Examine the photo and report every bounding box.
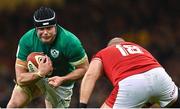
[79,103,87,108]
[36,71,45,78]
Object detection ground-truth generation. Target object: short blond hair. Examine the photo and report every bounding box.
[107,37,125,46]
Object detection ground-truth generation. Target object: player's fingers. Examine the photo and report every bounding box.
[48,77,56,81]
[48,78,53,81]
[49,81,59,88]
[48,80,53,84]
[39,56,46,63]
[48,81,55,88]
[45,55,52,65]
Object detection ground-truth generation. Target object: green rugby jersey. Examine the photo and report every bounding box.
[16,25,87,86]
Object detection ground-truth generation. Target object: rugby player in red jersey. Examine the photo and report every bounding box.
[79,37,180,108]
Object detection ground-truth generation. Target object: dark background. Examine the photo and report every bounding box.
[0,0,180,108]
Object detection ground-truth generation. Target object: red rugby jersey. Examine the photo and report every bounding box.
[93,42,161,86]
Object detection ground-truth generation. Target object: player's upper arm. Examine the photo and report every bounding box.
[74,56,89,69]
[71,54,89,67]
[84,58,103,80]
[15,58,28,76]
[15,58,27,69]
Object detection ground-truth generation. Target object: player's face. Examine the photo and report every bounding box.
[36,25,56,44]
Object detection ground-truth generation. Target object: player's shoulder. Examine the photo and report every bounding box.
[20,28,36,40]
[23,28,36,36]
[19,28,36,44]
[57,25,81,45]
[57,25,78,40]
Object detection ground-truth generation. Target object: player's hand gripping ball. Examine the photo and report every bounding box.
[27,52,45,72]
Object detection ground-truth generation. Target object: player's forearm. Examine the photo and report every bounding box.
[80,73,97,104]
[62,68,87,82]
[16,72,42,85]
[63,58,89,81]
[80,60,102,105]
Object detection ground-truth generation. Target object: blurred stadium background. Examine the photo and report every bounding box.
[0,0,180,108]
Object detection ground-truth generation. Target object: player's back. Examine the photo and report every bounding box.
[94,42,161,86]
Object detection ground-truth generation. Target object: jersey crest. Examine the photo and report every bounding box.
[50,49,59,58]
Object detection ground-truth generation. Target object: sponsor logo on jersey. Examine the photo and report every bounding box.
[50,49,59,58]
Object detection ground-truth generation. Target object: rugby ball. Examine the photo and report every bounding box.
[27,52,45,72]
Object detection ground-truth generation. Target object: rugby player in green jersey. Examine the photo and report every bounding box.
[7,7,89,108]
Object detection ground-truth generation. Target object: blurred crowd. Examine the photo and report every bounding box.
[0,0,180,108]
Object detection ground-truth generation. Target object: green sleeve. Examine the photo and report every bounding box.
[16,31,33,61]
[62,31,87,66]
